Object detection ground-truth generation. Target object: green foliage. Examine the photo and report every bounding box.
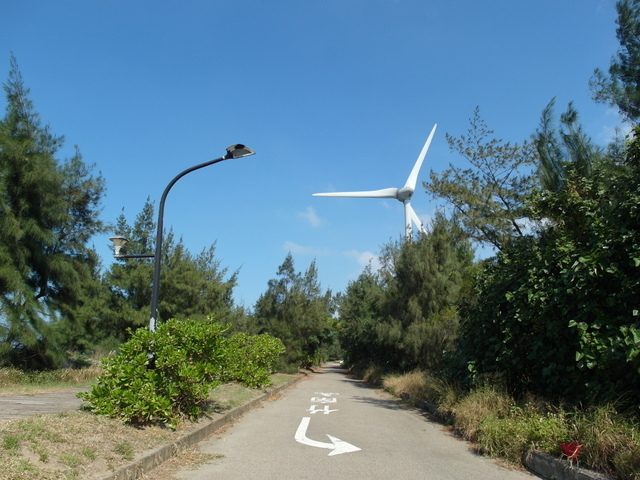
[457,123,640,407]
[591,0,640,123]
[477,404,568,465]
[534,98,604,192]
[339,215,474,372]
[254,254,335,369]
[381,217,473,371]
[79,318,283,427]
[338,264,388,369]
[221,333,285,387]
[0,55,106,369]
[102,199,239,344]
[425,108,537,251]
[567,405,640,479]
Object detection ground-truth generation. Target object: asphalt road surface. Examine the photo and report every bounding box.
[169,363,539,480]
[0,388,88,420]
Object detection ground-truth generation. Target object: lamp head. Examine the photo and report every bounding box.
[109,235,129,256]
[225,144,256,159]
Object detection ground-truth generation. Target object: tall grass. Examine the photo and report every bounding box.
[568,405,640,480]
[381,369,640,480]
[0,367,102,391]
[383,370,462,412]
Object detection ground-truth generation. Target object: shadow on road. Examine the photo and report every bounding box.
[349,394,408,411]
[318,363,411,412]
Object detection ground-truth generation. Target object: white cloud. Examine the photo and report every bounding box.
[297,206,323,227]
[596,109,633,145]
[344,249,381,271]
[282,241,329,256]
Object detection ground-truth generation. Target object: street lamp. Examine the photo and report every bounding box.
[108,144,256,332]
[148,144,255,332]
[108,236,155,258]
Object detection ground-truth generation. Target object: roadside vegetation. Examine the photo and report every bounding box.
[378,369,640,480]
[0,369,295,480]
[0,367,102,394]
[80,318,284,427]
[337,3,640,479]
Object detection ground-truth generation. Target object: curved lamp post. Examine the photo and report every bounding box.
[110,144,256,332]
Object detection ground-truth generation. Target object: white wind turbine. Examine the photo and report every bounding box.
[313,124,437,240]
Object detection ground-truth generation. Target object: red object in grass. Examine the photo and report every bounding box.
[560,441,583,460]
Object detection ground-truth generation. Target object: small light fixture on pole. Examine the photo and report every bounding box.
[109,236,155,259]
[147,144,256,332]
[110,236,128,256]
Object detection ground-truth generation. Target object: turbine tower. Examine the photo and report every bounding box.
[313,124,437,240]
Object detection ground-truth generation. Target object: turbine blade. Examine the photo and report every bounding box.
[403,202,413,240]
[313,187,398,199]
[407,203,427,234]
[404,124,437,191]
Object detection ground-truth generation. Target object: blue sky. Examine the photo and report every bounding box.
[1,1,623,308]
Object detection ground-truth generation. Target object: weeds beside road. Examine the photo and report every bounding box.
[379,369,640,480]
[0,367,102,395]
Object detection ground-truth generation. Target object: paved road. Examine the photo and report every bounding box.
[169,363,539,480]
[0,388,87,420]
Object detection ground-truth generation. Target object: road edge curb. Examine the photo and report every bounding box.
[100,375,304,480]
[522,451,616,480]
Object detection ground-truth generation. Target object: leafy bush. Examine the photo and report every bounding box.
[457,130,640,407]
[221,333,285,388]
[79,319,284,427]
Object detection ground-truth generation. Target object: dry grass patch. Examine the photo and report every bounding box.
[207,374,293,411]
[0,373,296,480]
[0,367,103,395]
[568,405,640,480]
[382,370,462,412]
[0,411,179,480]
[383,371,428,400]
[207,383,261,411]
[140,446,223,480]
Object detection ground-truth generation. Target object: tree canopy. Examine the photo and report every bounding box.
[591,0,640,123]
[0,56,106,368]
[253,253,335,370]
[425,108,537,251]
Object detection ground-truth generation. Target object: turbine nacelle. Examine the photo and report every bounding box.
[313,124,437,240]
[396,186,413,203]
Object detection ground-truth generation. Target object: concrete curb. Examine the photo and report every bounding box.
[100,375,304,480]
[407,397,615,480]
[523,451,616,480]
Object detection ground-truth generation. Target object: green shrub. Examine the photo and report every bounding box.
[222,333,285,388]
[79,318,284,427]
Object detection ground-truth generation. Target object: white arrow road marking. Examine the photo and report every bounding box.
[294,417,361,456]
